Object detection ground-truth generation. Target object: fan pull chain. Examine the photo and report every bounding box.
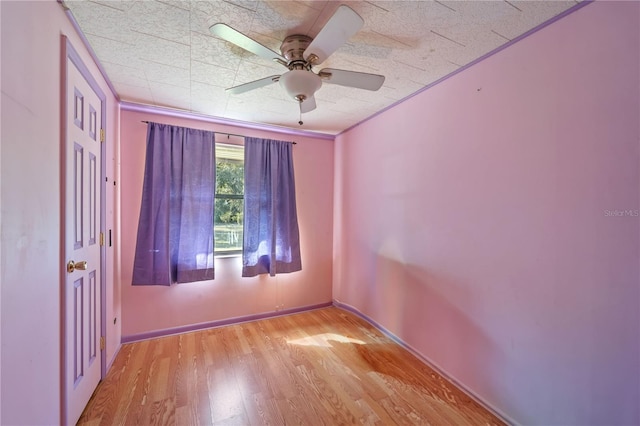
[298,100,303,126]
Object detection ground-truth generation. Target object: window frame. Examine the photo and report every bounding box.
[214,141,244,257]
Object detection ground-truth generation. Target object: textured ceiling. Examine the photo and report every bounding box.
[63,0,580,134]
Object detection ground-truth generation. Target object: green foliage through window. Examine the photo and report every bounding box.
[215,144,244,254]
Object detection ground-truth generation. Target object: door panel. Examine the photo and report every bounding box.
[64,41,103,425]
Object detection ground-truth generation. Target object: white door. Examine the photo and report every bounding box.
[64,40,103,425]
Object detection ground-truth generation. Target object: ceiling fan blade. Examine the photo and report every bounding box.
[303,5,364,65]
[319,68,385,91]
[300,96,317,113]
[210,23,286,63]
[226,75,281,95]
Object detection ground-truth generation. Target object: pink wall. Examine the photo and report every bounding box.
[0,1,120,424]
[119,109,333,337]
[334,1,639,424]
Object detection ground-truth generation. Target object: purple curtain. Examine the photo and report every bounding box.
[132,123,216,285]
[242,138,301,277]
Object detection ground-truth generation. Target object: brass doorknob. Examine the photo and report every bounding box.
[67,260,88,273]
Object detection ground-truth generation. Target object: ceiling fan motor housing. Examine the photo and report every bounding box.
[280,35,314,69]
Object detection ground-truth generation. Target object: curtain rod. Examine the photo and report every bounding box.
[141,121,296,144]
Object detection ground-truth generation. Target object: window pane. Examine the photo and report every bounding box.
[214,198,243,253]
[215,144,244,254]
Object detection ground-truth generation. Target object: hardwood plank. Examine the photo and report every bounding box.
[78,307,504,425]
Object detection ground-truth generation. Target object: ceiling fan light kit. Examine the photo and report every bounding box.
[279,70,322,102]
[209,4,385,124]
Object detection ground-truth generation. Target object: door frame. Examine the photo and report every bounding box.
[60,35,108,425]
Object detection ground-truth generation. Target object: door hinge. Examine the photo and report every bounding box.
[100,128,105,143]
[100,232,104,246]
[100,336,105,351]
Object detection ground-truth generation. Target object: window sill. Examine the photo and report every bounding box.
[215,252,242,259]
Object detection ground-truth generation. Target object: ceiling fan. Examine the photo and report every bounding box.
[210,5,385,124]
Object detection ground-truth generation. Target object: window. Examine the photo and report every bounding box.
[215,143,244,255]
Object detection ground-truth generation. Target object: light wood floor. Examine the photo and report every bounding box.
[78,307,504,425]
